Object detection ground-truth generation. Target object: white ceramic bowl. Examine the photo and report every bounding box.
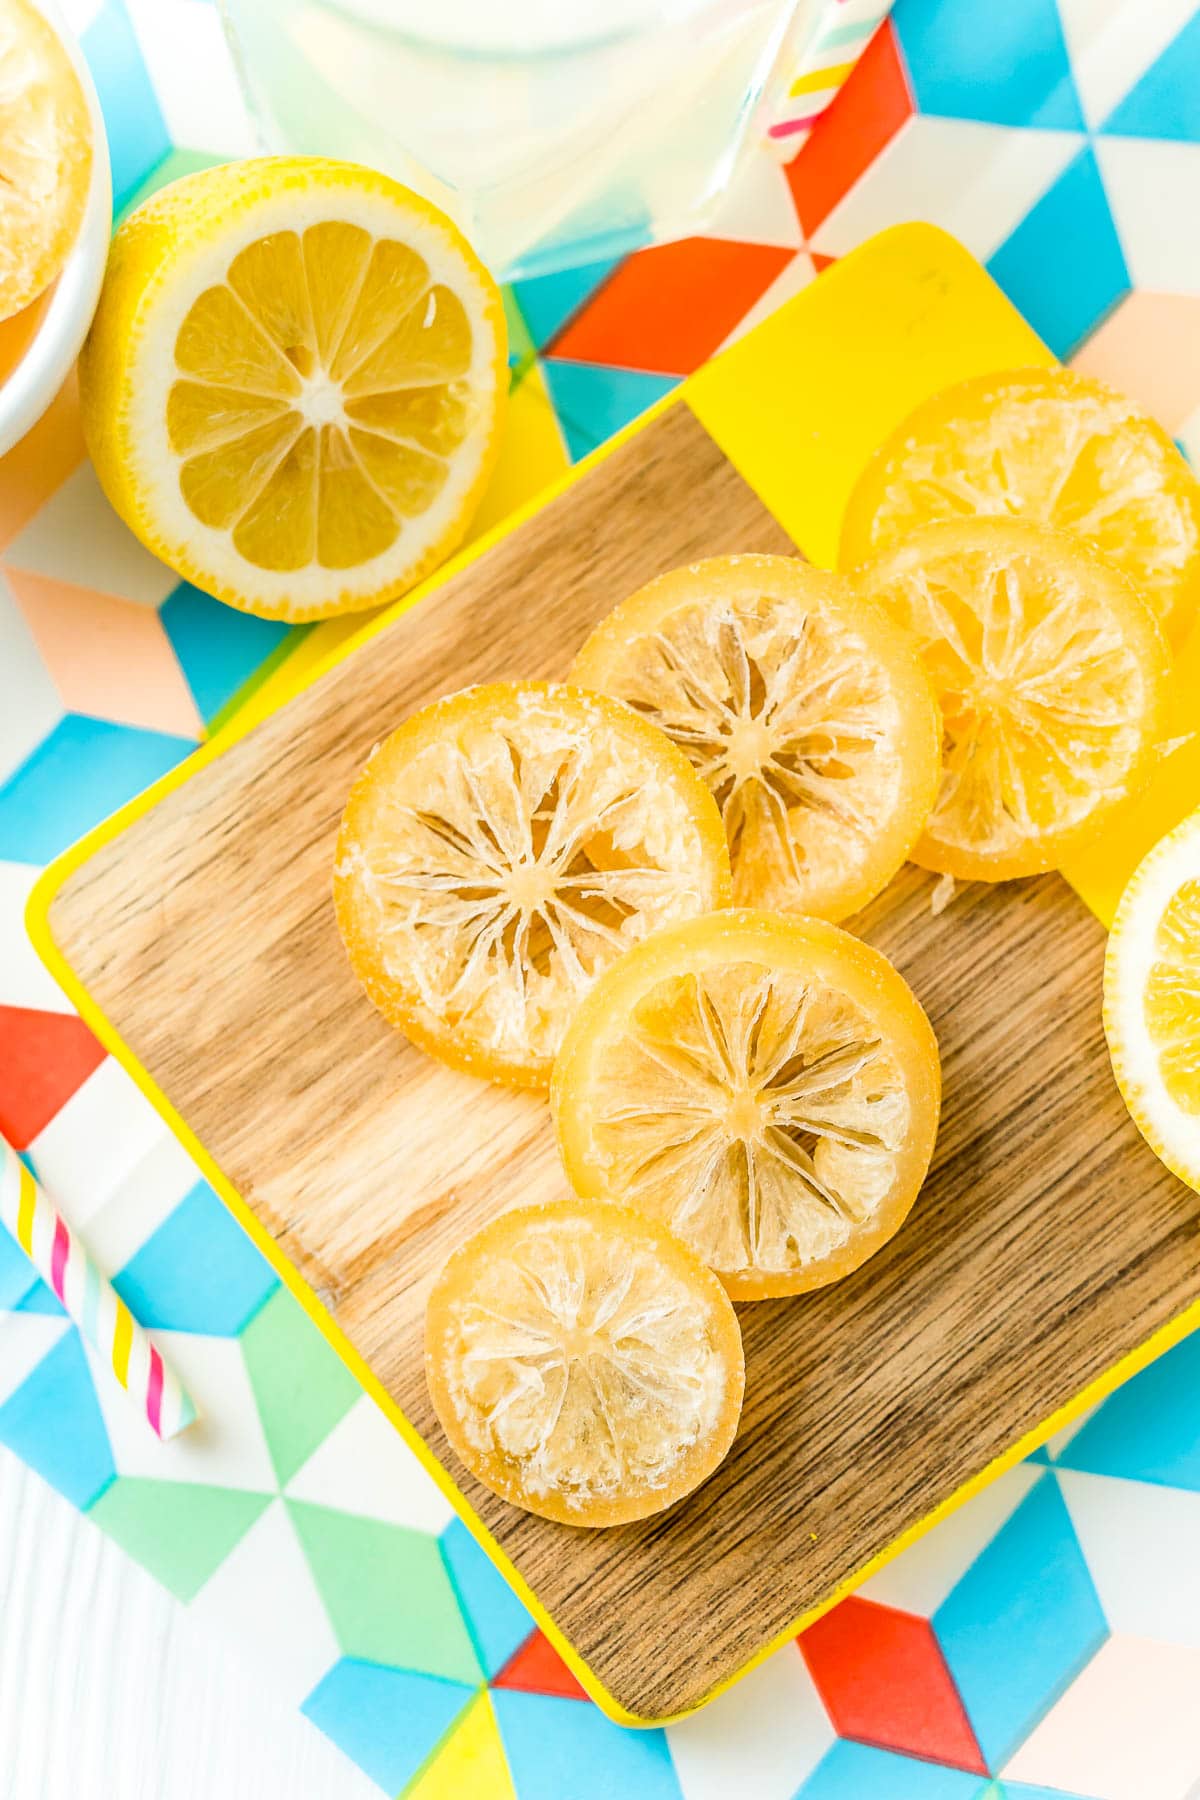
[0,0,112,458]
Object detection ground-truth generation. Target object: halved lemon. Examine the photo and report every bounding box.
[0,0,92,319]
[857,518,1171,881]
[840,367,1200,647]
[425,1198,745,1526]
[552,910,940,1299]
[1105,807,1200,1192]
[79,157,506,620]
[570,555,942,922]
[334,681,731,1087]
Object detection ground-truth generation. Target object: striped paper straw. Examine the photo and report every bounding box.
[767,0,894,161]
[0,1134,197,1440]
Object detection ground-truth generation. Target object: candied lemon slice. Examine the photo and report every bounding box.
[79,158,506,620]
[0,0,92,319]
[840,367,1200,647]
[425,1199,745,1526]
[570,554,941,922]
[857,518,1171,881]
[333,681,732,1087]
[552,910,940,1299]
[1105,807,1200,1192]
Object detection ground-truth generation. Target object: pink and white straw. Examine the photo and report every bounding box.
[0,1134,197,1440]
[767,0,894,160]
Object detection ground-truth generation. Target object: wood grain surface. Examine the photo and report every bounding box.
[47,400,1200,1720]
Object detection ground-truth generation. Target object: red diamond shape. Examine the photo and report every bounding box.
[786,23,914,240]
[800,1596,986,1773]
[493,1628,587,1700]
[0,1005,106,1149]
[548,237,797,376]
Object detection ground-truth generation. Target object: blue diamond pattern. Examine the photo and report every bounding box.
[988,146,1129,356]
[539,360,678,462]
[113,1179,278,1335]
[0,1220,40,1311]
[15,1282,66,1316]
[0,1328,114,1509]
[512,258,624,351]
[797,1742,990,1799]
[490,1689,682,1800]
[0,715,195,864]
[1102,10,1200,141]
[439,1519,533,1681]
[159,584,298,728]
[301,1659,474,1793]
[1052,1332,1200,1489]
[892,0,1085,130]
[934,1472,1108,1769]
[81,1,171,214]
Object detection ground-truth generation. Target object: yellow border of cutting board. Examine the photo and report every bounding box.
[27,224,1200,1726]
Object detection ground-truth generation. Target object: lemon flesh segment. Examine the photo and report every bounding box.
[168,227,472,574]
[0,0,93,318]
[553,911,941,1298]
[1146,879,1200,1113]
[859,518,1170,881]
[571,555,941,923]
[425,1201,745,1526]
[1105,807,1200,1193]
[840,367,1200,647]
[333,682,732,1088]
[80,159,507,621]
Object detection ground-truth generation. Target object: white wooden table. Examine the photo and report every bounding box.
[0,1449,378,1800]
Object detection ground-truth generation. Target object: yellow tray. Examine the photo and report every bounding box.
[29,224,1200,1724]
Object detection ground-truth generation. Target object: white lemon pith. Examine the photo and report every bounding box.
[79,159,506,620]
[1105,808,1200,1192]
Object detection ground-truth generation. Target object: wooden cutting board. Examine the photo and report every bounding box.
[34,226,1200,1724]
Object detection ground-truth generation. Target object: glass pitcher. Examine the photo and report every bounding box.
[219,0,816,282]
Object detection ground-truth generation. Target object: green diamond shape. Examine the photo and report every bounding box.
[90,1478,273,1601]
[287,1498,481,1683]
[502,288,538,388]
[241,1286,360,1486]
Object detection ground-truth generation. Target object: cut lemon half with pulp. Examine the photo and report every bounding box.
[840,367,1200,647]
[1105,807,1200,1193]
[0,0,93,319]
[858,518,1171,881]
[334,681,731,1087]
[425,1199,745,1526]
[571,555,942,922]
[79,157,507,620]
[552,910,940,1299]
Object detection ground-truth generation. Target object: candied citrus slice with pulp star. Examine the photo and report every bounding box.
[857,518,1171,881]
[333,681,731,1087]
[571,554,942,922]
[1105,807,1200,1193]
[79,157,506,620]
[839,367,1200,647]
[552,910,940,1299]
[425,1198,745,1526]
[0,0,93,319]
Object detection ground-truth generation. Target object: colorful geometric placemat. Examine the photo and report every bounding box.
[4,0,1200,1794]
